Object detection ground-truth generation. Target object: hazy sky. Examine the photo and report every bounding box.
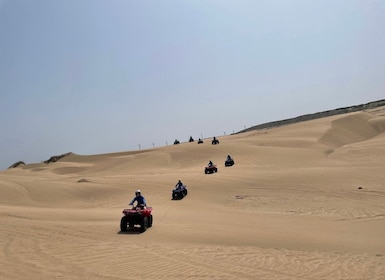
[0,0,384,170]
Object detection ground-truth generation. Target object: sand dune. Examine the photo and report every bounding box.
[1,106,384,279]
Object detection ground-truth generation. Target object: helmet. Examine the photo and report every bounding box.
[135,189,141,195]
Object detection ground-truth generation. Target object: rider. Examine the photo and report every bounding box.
[208,160,214,167]
[129,189,147,208]
[226,154,232,161]
[175,179,184,190]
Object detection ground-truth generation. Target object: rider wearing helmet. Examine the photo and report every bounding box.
[129,189,147,208]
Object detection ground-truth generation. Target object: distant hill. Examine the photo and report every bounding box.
[235,99,385,134]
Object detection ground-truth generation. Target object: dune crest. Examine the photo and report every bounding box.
[319,112,385,149]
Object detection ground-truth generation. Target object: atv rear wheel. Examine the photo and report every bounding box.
[148,215,153,227]
[120,216,128,232]
[140,216,148,232]
[172,191,178,200]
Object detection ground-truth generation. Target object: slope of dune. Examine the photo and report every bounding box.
[0,106,384,280]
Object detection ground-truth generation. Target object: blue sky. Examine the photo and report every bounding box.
[0,0,384,170]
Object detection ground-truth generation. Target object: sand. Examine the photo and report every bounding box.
[1,107,384,279]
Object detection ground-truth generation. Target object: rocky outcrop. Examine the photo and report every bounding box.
[7,161,26,169]
[43,152,72,164]
[7,153,72,169]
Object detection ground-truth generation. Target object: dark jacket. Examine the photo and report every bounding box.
[129,195,146,206]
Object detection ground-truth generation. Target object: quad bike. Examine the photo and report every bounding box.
[204,164,218,174]
[198,138,204,144]
[120,206,153,232]
[212,138,219,145]
[172,185,188,200]
[225,158,234,167]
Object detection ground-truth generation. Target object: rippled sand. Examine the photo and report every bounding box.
[1,107,384,279]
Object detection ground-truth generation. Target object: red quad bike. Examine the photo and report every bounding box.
[120,206,153,233]
[204,164,218,174]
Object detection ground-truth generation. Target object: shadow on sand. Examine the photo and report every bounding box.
[117,227,145,235]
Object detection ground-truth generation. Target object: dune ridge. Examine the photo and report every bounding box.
[0,105,384,279]
[238,99,385,133]
[7,99,385,170]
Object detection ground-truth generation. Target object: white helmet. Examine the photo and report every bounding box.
[135,189,141,195]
